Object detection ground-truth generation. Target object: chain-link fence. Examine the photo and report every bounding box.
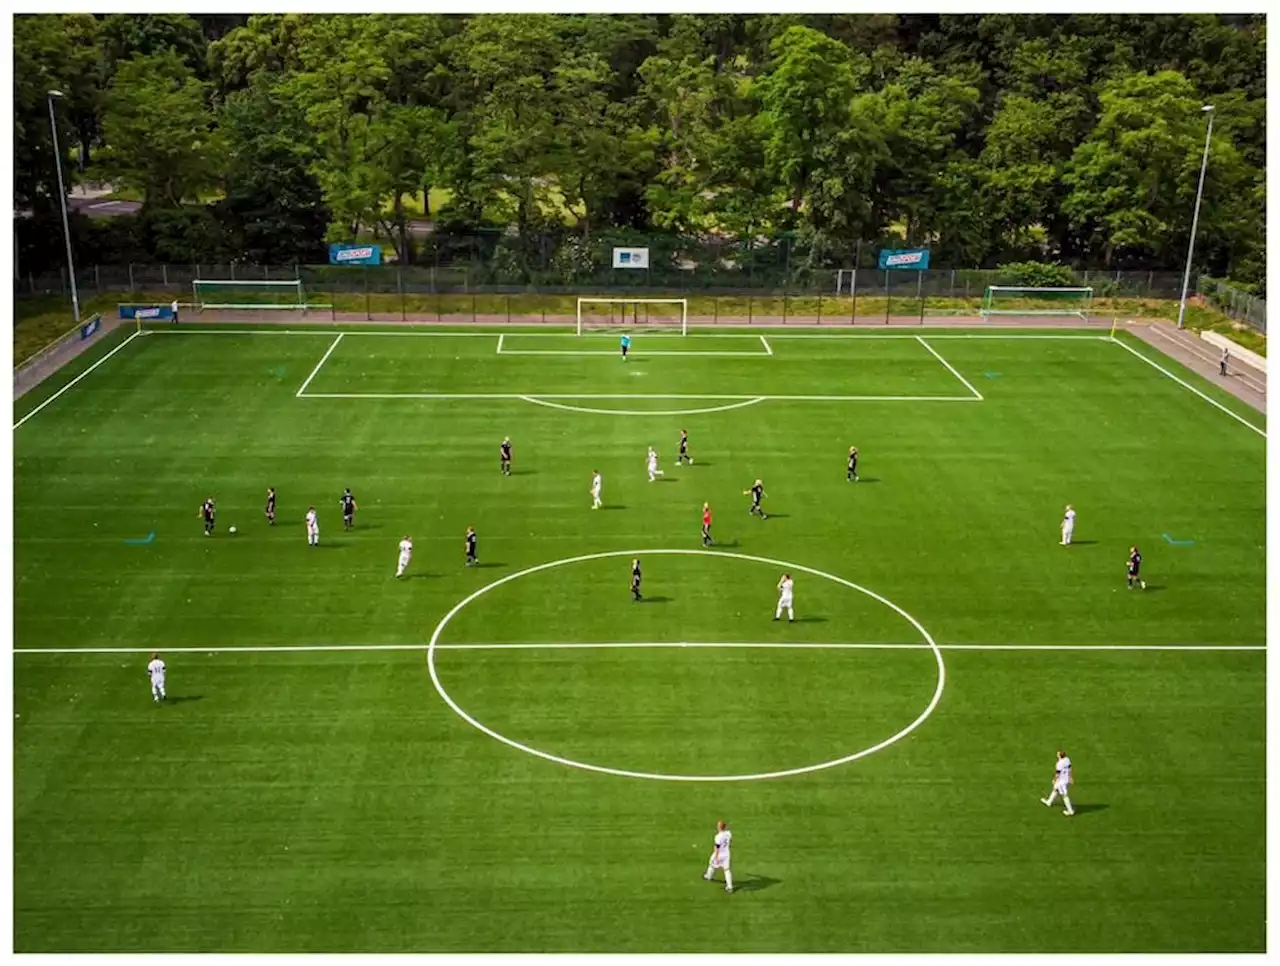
[1198,276,1266,333]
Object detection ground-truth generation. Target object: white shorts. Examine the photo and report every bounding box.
[398,554,411,566]
[710,853,730,870]
[1054,778,1070,795]
[308,526,319,536]
[591,489,601,498]
[1062,525,1074,538]
[150,675,165,687]
[779,596,793,608]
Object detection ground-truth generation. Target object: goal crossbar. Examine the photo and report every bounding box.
[576,297,688,335]
[192,278,315,311]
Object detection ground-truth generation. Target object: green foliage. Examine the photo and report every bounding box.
[995,261,1078,287]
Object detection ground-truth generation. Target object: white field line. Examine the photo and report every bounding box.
[13,642,1264,655]
[760,335,773,355]
[916,336,983,400]
[142,328,1111,341]
[1146,325,1267,393]
[299,392,980,402]
[294,333,345,398]
[1110,336,1266,438]
[496,332,504,354]
[493,349,770,357]
[13,330,143,430]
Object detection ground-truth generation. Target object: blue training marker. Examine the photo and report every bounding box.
[1161,533,1195,547]
[124,531,156,546]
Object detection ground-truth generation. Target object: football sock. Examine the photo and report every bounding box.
[724,871,733,890]
[704,867,713,880]
[1046,792,1057,806]
[1062,795,1073,813]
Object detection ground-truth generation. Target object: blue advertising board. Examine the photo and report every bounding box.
[329,243,383,266]
[118,304,175,321]
[878,248,930,270]
[80,315,102,339]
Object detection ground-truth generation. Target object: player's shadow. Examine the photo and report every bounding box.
[356,523,383,532]
[602,505,626,511]
[734,874,781,893]
[472,561,506,569]
[166,695,203,705]
[1140,584,1164,592]
[792,616,827,623]
[638,595,672,604]
[710,539,740,549]
[1071,803,1108,816]
[1070,539,1097,546]
[510,469,536,476]
[851,477,880,484]
[764,513,790,519]
[406,572,441,580]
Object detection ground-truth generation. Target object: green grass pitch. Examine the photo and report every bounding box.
[13,323,1266,952]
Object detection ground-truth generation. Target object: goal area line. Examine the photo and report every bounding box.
[14,642,1265,655]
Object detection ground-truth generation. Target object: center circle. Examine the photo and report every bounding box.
[426,549,946,782]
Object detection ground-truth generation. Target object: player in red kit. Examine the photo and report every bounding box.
[701,502,713,546]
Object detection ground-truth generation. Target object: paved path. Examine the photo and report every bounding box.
[1124,321,1265,414]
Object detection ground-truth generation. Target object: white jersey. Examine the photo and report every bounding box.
[647,451,659,469]
[147,658,166,682]
[398,538,413,559]
[778,577,794,603]
[1062,509,1076,530]
[306,509,318,531]
[591,473,602,493]
[1054,755,1072,790]
[710,829,732,868]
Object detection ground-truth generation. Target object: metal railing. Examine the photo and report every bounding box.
[1198,276,1266,333]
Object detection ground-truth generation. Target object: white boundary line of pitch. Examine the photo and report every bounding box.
[11,330,143,430]
[916,336,983,400]
[12,642,1264,655]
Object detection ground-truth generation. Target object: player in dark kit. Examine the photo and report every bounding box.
[198,497,216,535]
[265,487,276,525]
[465,526,478,566]
[744,480,768,519]
[1126,546,1146,589]
[631,559,642,600]
[677,430,693,465]
[340,489,357,530]
[847,446,859,482]
[702,503,713,546]
[500,437,513,476]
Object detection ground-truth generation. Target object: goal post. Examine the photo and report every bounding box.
[576,298,688,335]
[980,286,1094,320]
[192,278,314,312]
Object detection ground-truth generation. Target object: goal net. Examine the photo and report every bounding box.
[192,279,310,312]
[980,286,1094,320]
[576,298,688,335]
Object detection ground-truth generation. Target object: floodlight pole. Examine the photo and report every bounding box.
[47,90,80,322]
[1177,105,1214,330]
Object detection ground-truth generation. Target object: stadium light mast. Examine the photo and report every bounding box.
[47,89,81,322]
[1176,104,1214,330]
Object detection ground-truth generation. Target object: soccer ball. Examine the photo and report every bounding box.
[229,526,237,534]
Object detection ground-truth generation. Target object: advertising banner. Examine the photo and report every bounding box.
[612,247,650,269]
[878,248,930,270]
[118,305,174,321]
[329,243,383,266]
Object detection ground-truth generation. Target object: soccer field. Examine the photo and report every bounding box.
[12,323,1266,952]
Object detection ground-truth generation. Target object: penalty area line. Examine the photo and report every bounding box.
[12,642,1265,655]
[295,332,345,398]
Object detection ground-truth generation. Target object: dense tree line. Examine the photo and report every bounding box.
[14,14,1266,287]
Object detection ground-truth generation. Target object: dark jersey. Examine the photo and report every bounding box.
[202,500,215,521]
[631,563,642,587]
[848,452,858,469]
[341,493,356,516]
[1128,551,1142,574]
[750,484,764,504]
[466,532,477,555]
[679,434,689,454]
[266,490,276,510]
[500,442,512,461]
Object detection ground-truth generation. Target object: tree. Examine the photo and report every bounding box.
[219,72,328,262]
[95,49,221,209]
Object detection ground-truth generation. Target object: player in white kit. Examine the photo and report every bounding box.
[773,573,795,622]
[396,536,413,578]
[147,652,167,702]
[590,470,603,509]
[703,820,734,893]
[306,506,319,546]
[1060,505,1076,546]
[1040,750,1075,816]
[647,447,665,482]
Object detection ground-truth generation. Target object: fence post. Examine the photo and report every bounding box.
[783,293,789,324]
[714,296,719,325]
[231,261,237,281]
[884,270,890,324]
[162,264,168,286]
[917,272,924,324]
[748,295,753,325]
[506,294,511,324]
[128,263,134,291]
[851,269,858,323]
[472,292,477,323]
[95,264,100,292]
[364,267,371,321]
[817,293,823,324]
[28,272,34,294]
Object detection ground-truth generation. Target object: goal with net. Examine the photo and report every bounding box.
[980,286,1094,320]
[192,279,314,312]
[576,298,688,335]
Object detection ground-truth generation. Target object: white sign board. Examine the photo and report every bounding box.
[612,247,650,269]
